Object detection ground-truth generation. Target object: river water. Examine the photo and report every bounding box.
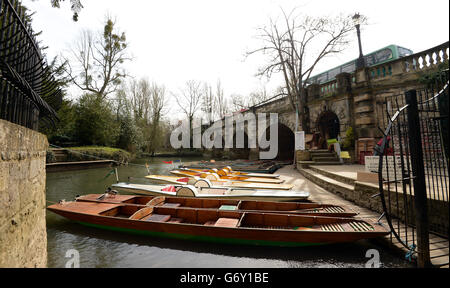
[46,157,413,268]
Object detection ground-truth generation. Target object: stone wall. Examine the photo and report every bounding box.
[0,119,48,268]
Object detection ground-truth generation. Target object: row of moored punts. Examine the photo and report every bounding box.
[48,164,390,247]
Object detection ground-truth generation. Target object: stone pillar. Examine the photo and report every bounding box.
[307,84,321,101]
[336,72,352,94]
[0,119,48,268]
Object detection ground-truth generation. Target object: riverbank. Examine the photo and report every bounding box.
[48,147,207,164]
[47,146,132,164]
[138,150,204,158]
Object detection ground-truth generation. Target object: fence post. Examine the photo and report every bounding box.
[405,89,431,267]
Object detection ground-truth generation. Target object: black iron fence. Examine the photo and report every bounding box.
[0,0,60,130]
[378,69,449,267]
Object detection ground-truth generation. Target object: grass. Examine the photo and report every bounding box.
[65,146,132,163]
[68,146,126,153]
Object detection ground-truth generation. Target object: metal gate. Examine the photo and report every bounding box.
[377,69,449,267]
[0,0,60,130]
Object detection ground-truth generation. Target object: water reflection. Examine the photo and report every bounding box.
[46,157,413,268]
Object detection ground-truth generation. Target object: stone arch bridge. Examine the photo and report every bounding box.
[205,41,449,161]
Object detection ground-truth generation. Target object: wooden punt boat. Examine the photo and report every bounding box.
[169,169,284,184]
[182,160,291,174]
[76,194,358,217]
[111,182,309,201]
[47,201,389,247]
[145,175,294,190]
[176,167,281,179]
[221,166,280,178]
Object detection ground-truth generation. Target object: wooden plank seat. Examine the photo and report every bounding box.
[162,203,181,208]
[214,218,239,228]
[167,217,184,223]
[143,214,172,222]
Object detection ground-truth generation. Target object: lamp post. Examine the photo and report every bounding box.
[352,13,365,69]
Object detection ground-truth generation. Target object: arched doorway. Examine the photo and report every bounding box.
[261,123,295,160]
[317,111,340,148]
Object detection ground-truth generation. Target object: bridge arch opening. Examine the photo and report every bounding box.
[261,123,295,160]
[230,131,250,159]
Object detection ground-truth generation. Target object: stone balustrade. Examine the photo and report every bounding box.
[369,41,449,81]
[308,41,449,100]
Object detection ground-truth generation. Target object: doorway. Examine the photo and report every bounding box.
[317,111,340,143]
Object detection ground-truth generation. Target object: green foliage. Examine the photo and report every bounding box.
[418,62,449,87]
[42,99,77,145]
[74,94,119,147]
[116,113,144,153]
[342,127,355,150]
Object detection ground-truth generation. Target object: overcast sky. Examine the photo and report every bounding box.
[24,0,449,105]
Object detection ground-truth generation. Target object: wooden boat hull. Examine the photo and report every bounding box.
[170,170,284,184]
[145,175,294,190]
[112,183,310,201]
[47,202,389,247]
[77,194,358,217]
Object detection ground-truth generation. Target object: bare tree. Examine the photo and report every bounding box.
[174,80,203,121]
[230,93,247,112]
[147,82,168,154]
[229,86,274,112]
[50,0,83,21]
[248,86,270,107]
[173,80,203,141]
[214,79,229,120]
[129,78,151,124]
[201,83,215,125]
[247,8,361,133]
[64,16,131,100]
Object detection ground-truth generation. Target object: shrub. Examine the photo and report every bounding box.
[342,127,355,150]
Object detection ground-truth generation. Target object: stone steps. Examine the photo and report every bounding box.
[299,168,355,200]
[312,156,341,162]
[301,150,342,165]
[50,148,68,162]
[308,166,356,186]
[298,160,343,166]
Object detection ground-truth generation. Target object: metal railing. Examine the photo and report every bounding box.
[0,0,60,130]
[378,70,449,267]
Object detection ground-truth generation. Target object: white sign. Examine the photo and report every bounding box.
[365,156,409,180]
[295,131,305,151]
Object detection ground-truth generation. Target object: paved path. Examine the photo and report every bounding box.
[309,164,366,180]
[277,165,376,218]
